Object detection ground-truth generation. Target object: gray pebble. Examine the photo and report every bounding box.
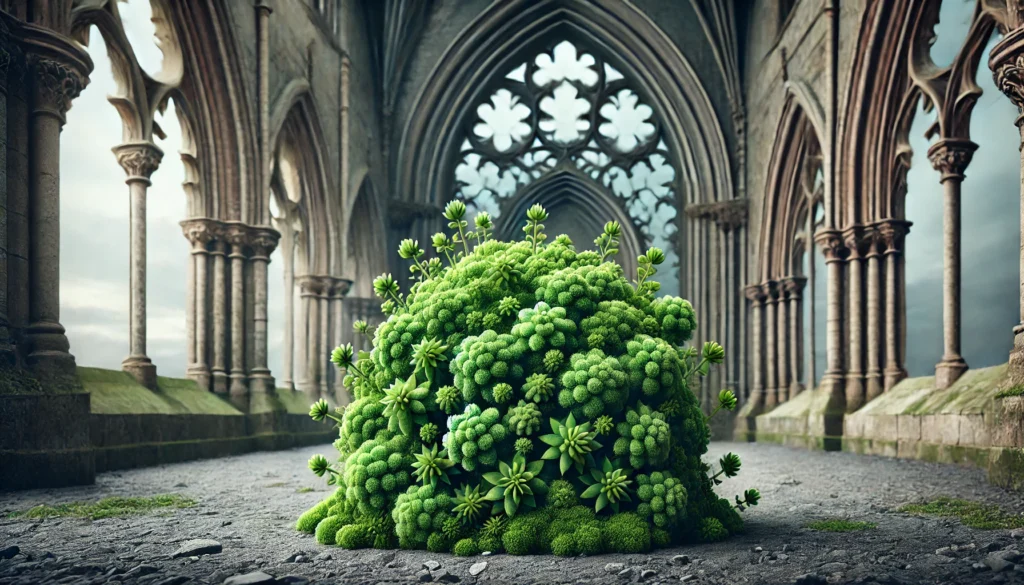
[641,569,658,580]
[618,567,634,579]
[416,569,432,582]
[170,539,221,559]
[0,546,20,560]
[423,560,441,571]
[671,555,690,565]
[469,561,487,576]
[223,571,276,585]
[434,568,460,582]
[604,563,624,573]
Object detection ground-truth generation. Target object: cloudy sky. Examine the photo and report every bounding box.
[59,0,1019,386]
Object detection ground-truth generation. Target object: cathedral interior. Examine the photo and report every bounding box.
[2,0,1024,505]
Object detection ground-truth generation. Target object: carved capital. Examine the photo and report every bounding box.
[249,227,280,259]
[114,142,163,181]
[927,139,977,180]
[781,276,808,297]
[842,225,875,260]
[875,219,912,253]
[685,199,749,231]
[761,280,780,302]
[224,224,249,252]
[329,278,353,298]
[180,218,217,250]
[297,275,324,296]
[27,54,86,118]
[814,229,848,262]
[744,284,766,303]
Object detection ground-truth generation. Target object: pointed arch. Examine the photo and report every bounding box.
[395,0,734,212]
[345,174,389,298]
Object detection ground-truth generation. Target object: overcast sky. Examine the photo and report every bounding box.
[59,0,1020,386]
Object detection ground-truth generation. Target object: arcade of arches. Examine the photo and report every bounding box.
[3,0,1024,492]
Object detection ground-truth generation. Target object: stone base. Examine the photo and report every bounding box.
[843,363,1024,490]
[750,386,845,451]
[248,371,276,395]
[935,357,968,390]
[1008,332,1024,387]
[732,397,764,442]
[122,358,157,389]
[0,391,95,490]
[212,371,229,394]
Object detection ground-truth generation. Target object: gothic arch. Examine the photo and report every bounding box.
[758,93,824,282]
[395,0,734,212]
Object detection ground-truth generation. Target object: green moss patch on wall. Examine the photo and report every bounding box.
[80,367,240,416]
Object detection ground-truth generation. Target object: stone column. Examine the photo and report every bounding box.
[928,138,976,389]
[762,280,779,409]
[114,142,162,388]
[815,229,848,411]
[249,227,279,394]
[775,279,789,404]
[210,235,229,395]
[864,228,885,401]
[991,33,1024,386]
[226,225,248,406]
[22,39,91,382]
[843,227,867,412]
[182,219,213,390]
[744,285,767,409]
[330,278,353,401]
[297,275,321,400]
[879,219,911,390]
[6,35,30,362]
[806,207,817,388]
[784,276,807,400]
[318,277,331,399]
[0,25,14,364]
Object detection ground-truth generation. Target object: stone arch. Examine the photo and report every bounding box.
[270,88,338,275]
[395,0,734,213]
[345,174,389,298]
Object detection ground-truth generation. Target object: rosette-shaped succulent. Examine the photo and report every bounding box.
[613,403,671,469]
[446,404,508,472]
[540,413,602,475]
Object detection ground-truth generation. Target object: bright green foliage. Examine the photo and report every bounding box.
[411,443,455,489]
[635,471,688,529]
[453,538,479,556]
[446,404,507,472]
[511,301,577,353]
[541,413,602,475]
[602,512,651,553]
[392,484,455,549]
[522,372,555,403]
[700,517,728,542]
[482,452,547,517]
[580,457,632,513]
[558,349,627,418]
[297,204,757,554]
[506,401,542,436]
[613,403,670,469]
[315,515,346,545]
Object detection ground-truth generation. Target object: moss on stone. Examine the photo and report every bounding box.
[899,497,1024,530]
[9,494,195,520]
[996,385,1024,399]
[81,367,240,415]
[806,518,876,532]
[0,365,44,395]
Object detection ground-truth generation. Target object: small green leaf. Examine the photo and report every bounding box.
[581,483,603,499]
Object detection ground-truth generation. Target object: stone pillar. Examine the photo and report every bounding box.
[815,229,848,411]
[928,138,976,389]
[991,32,1024,386]
[806,208,817,388]
[318,277,331,399]
[21,39,91,383]
[114,142,162,388]
[879,219,911,390]
[226,225,248,407]
[297,275,321,400]
[330,278,353,402]
[744,285,767,408]
[762,280,779,409]
[248,227,279,394]
[182,219,213,390]
[210,236,229,395]
[775,279,789,404]
[6,33,30,362]
[784,276,807,400]
[843,227,867,412]
[0,25,14,364]
[864,228,885,401]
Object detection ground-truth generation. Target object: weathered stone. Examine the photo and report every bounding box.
[423,560,441,571]
[153,577,190,585]
[640,569,658,580]
[0,546,20,560]
[604,563,624,573]
[984,554,1015,573]
[223,572,276,585]
[794,575,826,585]
[170,539,222,559]
[671,555,690,565]
[277,577,311,585]
[469,562,487,576]
[434,568,460,582]
[617,567,634,579]
[416,570,432,583]
[680,576,696,583]
[125,565,159,577]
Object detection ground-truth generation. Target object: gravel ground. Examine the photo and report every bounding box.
[3,442,1024,585]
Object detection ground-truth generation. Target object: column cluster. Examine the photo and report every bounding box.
[294,274,352,403]
[180,219,279,409]
[744,275,808,411]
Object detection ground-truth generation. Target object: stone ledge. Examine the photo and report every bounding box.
[743,387,845,451]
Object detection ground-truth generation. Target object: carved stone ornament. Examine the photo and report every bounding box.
[875,219,912,253]
[761,280,780,301]
[298,275,324,296]
[782,276,808,296]
[225,225,250,250]
[814,229,848,262]
[843,226,875,259]
[686,199,749,231]
[744,284,767,303]
[181,219,216,249]
[115,143,163,180]
[28,54,86,115]
[249,228,280,258]
[926,139,978,179]
[330,278,354,298]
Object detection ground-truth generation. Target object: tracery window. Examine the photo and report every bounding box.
[453,40,679,294]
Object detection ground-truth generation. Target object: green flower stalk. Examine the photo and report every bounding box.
[702,341,725,364]
[453,484,489,524]
[524,204,548,253]
[707,389,738,420]
[399,238,430,281]
[634,247,665,297]
[734,488,761,511]
[309,398,343,424]
[482,452,547,517]
[711,452,742,484]
[373,273,405,308]
[330,343,367,379]
[411,443,455,489]
[475,212,493,242]
[594,220,622,261]
[540,413,602,475]
[352,320,373,338]
[444,200,471,256]
[381,374,430,436]
[580,457,632,513]
[432,231,456,266]
[308,454,340,480]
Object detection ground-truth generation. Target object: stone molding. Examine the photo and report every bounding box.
[684,199,748,231]
[328,277,353,298]
[761,280,780,302]
[178,218,281,257]
[248,228,280,260]
[814,229,848,262]
[27,53,86,119]
[781,275,808,298]
[927,138,978,181]
[113,142,163,182]
[744,284,767,303]
[842,225,876,260]
[181,218,218,250]
[297,274,325,296]
[874,219,912,254]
